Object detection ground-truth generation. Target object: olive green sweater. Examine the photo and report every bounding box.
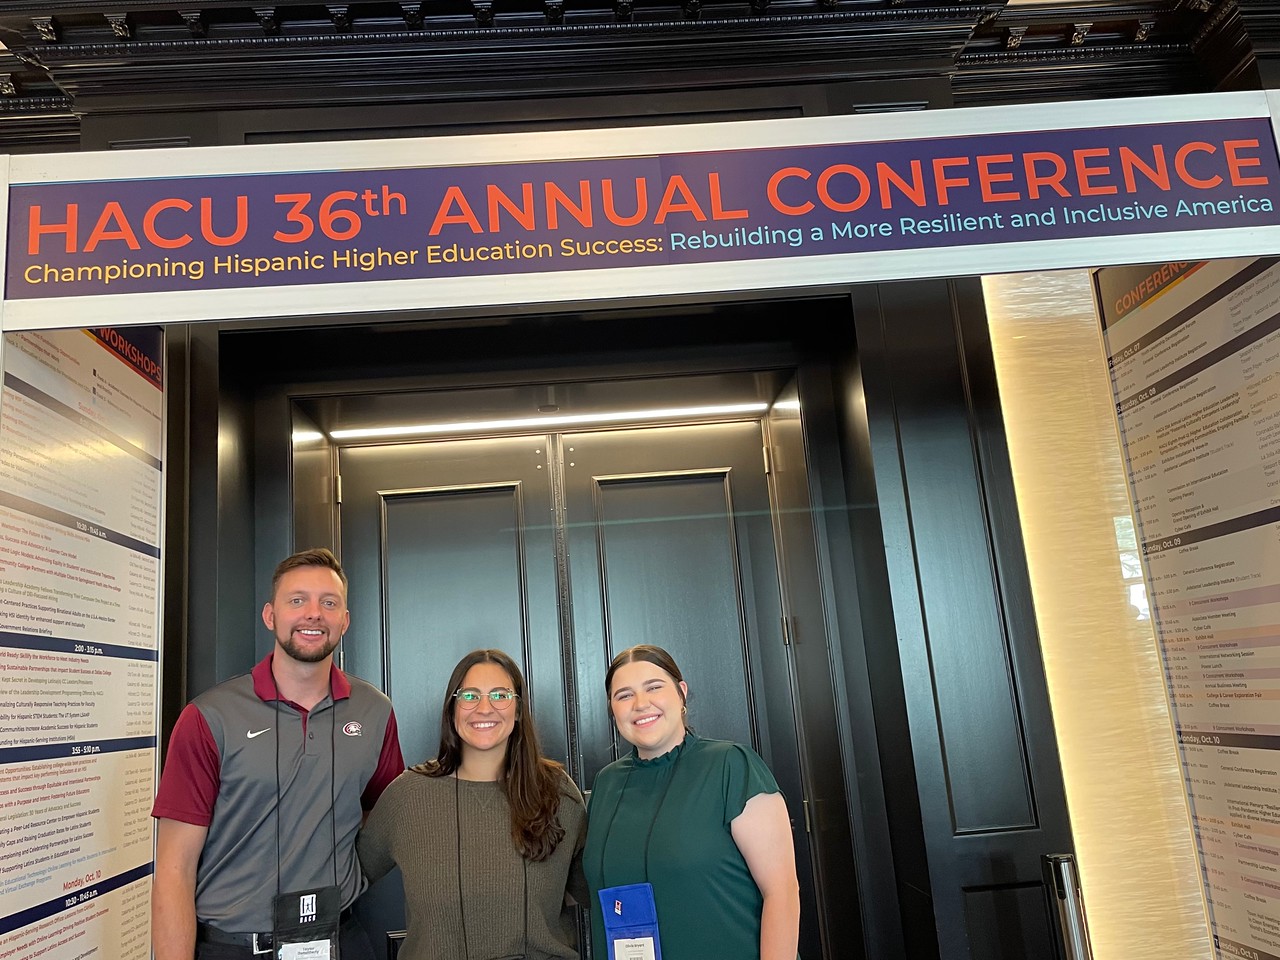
[358,768,588,960]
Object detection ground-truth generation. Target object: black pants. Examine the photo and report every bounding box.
[194,917,377,960]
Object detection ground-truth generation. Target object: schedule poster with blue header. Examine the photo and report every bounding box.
[0,326,163,960]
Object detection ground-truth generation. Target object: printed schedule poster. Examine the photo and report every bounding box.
[1098,258,1280,960]
[0,327,163,960]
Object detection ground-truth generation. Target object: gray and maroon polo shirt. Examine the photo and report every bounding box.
[152,654,404,933]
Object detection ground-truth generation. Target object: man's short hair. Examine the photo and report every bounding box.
[271,547,348,598]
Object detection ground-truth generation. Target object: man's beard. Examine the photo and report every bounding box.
[279,630,341,663]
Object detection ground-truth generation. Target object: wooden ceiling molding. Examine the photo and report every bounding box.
[0,0,1263,150]
[954,0,1221,103]
[1231,0,1280,84]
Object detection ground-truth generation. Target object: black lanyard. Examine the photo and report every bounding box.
[597,740,687,887]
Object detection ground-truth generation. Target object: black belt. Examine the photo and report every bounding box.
[196,908,355,956]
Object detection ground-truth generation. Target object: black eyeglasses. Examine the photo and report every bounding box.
[452,687,519,709]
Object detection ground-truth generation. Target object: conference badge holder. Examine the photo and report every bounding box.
[598,882,663,960]
[272,885,342,959]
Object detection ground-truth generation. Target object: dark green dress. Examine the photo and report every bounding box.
[584,734,782,960]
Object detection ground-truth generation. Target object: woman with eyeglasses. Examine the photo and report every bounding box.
[358,649,587,960]
[584,644,800,960]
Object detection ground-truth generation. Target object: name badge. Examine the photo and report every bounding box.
[598,883,662,960]
[273,885,341,960]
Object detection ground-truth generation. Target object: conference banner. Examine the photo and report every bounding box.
[7,116,1280,302]
[0,326,163,960]
[4,91,1280,329]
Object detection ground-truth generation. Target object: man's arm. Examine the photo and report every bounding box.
[151,818,208,960]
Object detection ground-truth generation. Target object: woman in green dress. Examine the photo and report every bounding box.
[584,644,800,960]
[359,649,587,960]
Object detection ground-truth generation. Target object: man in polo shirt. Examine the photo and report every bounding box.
[151,547,405,959]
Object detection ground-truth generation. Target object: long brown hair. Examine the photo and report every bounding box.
[420,649,568,862]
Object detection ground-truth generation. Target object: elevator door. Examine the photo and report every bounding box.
[338,420,820,958]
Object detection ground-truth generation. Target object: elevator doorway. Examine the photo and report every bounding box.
[322,371,851,960]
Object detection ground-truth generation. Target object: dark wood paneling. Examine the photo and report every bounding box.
[247,348,294,665]
[74,78,943,152]
[851,277,1072,959]
[595,471,755,748]
[795,358,915,960]
[886,293,1035,834]
[962,883,1058,960]
[184,322,258,696]
[820,315,937,960]
[183,323,219,698]
[951,278,1069,847]
[215,334,260,672]
[564,423,789,779]
[335,435,562,739]
[382,485,529,756]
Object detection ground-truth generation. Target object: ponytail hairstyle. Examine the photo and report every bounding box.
[421,649,567,862]
[605,644,689,724]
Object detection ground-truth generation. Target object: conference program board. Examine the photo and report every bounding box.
[0,327,163,960]
[1099,258,1280,960]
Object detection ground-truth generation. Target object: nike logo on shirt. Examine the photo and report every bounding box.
[247,728,271,739]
